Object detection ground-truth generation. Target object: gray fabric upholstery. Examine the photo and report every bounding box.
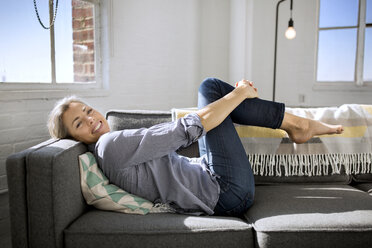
[6,139,58,248]
[353,173,372,183]
[255,173,352,185]
[245,185,372,248]
[254,165,352,185]
[354,183,372,195]
[65,210,254,248]
[106,110,172,130]
[254,231,372,248]
[177,142,200,157]
[26,139,88,248]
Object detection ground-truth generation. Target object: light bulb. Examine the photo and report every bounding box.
[285,18,296,40]
[285,27,296,39]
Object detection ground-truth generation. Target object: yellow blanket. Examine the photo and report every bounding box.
[172,104,372,176]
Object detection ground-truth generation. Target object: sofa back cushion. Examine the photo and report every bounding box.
[254,169,351,185]
[106,110,172,130]
[353,173,372,183]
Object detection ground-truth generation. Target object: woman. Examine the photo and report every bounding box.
[48,78,343,216]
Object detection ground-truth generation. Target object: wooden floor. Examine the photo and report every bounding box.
[0,192,11,248]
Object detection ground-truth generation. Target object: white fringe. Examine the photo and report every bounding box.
[248,153,372,176]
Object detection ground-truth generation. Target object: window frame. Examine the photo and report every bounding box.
[0,0,110,100]
[314,0,372,91]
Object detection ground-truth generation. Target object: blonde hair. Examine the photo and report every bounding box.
[47,96,86,139]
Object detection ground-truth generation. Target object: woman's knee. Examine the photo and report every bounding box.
[198,77,229,104]
[198,77,219,95]
[198,78,221,107]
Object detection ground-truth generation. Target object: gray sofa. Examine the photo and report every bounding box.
[6,110,372,248]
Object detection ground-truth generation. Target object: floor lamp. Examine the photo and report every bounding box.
[273,0,296,101]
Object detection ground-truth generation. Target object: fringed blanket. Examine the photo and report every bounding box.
[172,104,372,177]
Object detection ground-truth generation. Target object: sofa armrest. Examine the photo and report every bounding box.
[6,152,29,248]
[7,139,87,247]
[6,139,58,248]
[26,139,88,248]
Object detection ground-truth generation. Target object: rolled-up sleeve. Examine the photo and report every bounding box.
[178,113,206,147]
[96,113,206,167]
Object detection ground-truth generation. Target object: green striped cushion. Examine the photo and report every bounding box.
[79,152,154,215]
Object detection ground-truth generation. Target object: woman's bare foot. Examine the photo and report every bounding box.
[280,113,344,144]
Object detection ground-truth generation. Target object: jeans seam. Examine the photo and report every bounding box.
[275,103,285,129]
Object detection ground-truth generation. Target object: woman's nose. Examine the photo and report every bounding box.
[87,116,95,125]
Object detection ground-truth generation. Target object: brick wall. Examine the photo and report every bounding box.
[72,0,95,82]
[0,99,52,192]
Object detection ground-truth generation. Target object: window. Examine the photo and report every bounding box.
[316,0,371,85]
[0,0,97,85]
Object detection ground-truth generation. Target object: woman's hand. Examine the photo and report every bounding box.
[197,79,259,132]
[235,79,258,99]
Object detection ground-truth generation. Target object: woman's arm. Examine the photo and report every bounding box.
[196,80,258,132]
[97,113,205,166]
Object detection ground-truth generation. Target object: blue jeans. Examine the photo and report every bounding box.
[198,78,285,216]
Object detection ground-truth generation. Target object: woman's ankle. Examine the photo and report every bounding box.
[280,113,311,143]
[280,112,343,144]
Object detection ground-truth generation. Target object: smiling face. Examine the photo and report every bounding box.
[62,102,110,144]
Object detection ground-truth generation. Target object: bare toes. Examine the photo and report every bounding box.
[337,126,344,134]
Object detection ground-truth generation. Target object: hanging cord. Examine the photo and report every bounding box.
[33,0,59,29]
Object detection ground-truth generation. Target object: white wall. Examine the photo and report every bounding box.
[105,0,231,109]
[1,0,371,191]
[109,0,199,109]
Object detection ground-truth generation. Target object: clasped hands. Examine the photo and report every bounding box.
[235,79,259,99]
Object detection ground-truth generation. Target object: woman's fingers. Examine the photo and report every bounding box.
[235,79,255,88]
[235,79,258,98]
[235,79,257,91]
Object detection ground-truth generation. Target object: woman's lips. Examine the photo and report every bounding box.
[92,121,102,134]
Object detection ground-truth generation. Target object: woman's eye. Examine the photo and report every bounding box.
[87,108,93,114]
[76,122,82,129]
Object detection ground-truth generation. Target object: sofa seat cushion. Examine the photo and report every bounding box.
[65,210,254,248]
[245,185,372,248]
